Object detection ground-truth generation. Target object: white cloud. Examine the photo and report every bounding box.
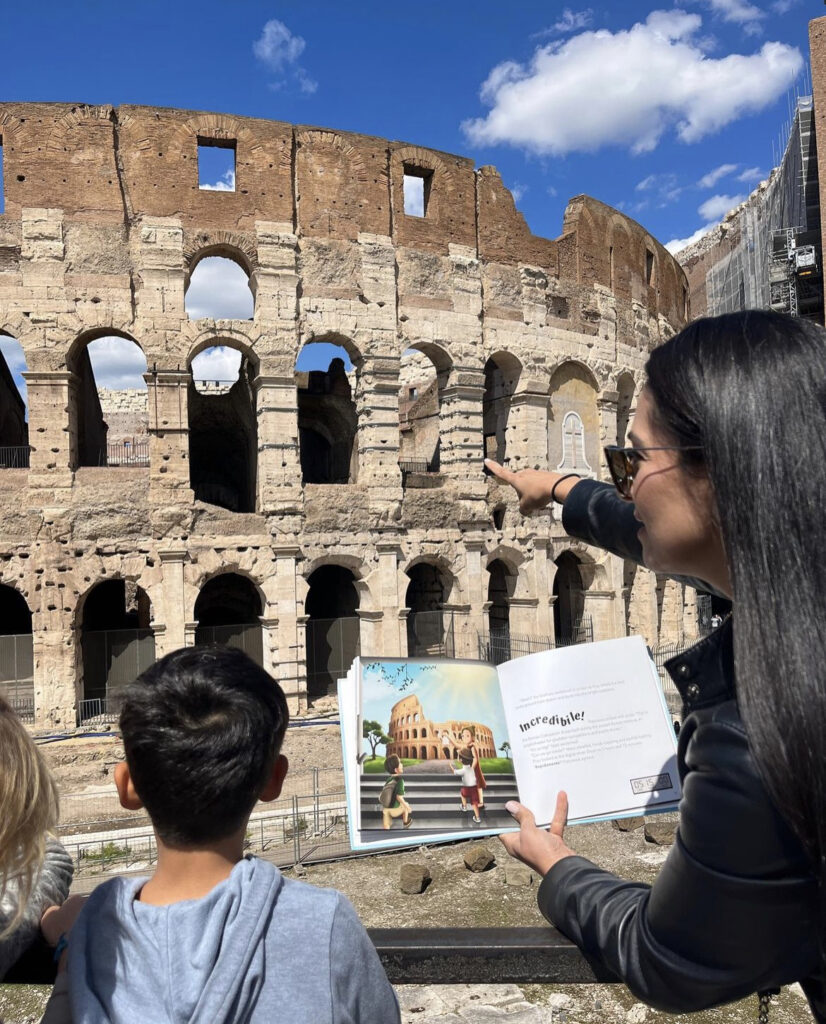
[462,9,802,156]
[698,192,745,220]
[510,182,528,202]
[185,257,255,320]
[86,337,148,390]
[665,223,718,253]
[634,172,683,205]
[201,169,235,192]
[253,19,318,93]
[737,165,766,182]
[553,9,594,34]
[771,0,800,13]
[191,346,242,383]
[636,175,657,192]
[698,162,738,188]
[546,185,558,197]
[700,0,765,33]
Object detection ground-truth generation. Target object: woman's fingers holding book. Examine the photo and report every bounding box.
[499,799,576,876]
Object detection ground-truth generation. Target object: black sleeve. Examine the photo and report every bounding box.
[536,714,819,1013]
[561,479,720,596]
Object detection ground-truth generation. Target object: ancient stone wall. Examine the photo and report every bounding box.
[0,102,695,727]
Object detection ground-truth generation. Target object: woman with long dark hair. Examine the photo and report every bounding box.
[486,310,826,1020]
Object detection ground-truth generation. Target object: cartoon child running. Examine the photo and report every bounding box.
[444,724,487,811]
[453,747,481,823]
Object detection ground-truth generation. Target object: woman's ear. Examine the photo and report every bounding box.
[260,754,289,803]
[114,762,144,811]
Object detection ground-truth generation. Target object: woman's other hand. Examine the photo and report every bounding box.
[41,895,87,946]
[499,793,576,876]
[484,461,580,515]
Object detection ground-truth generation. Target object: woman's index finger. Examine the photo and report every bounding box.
[484,458,516,485]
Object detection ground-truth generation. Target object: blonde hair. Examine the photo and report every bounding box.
[0,696,59,938]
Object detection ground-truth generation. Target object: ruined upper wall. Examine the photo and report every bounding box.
[0,102,686,328]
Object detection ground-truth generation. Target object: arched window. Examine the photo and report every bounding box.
[69,334,148,468]
[185,256,254,320]
[482,353,521,465]
[553,552,586,645]
[188,346,257,512]
[305,565,360,701]
[194,573,263,664]
[557,412,593,475]
[296,342,358,485]
[406,562,451,657]
[0,585,33,715]
[79,579,155,719]
[0,336,29,467]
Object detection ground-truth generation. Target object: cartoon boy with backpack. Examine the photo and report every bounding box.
[379,754,412,830]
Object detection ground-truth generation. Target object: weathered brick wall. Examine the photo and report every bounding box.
[0,102,693,726]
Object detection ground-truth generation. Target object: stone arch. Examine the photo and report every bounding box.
[549,361,600,479]
[186,334,258,512]
[403,557,457,657]
[0,582,34,706]
[76,577,156,715]
[183,236,259,281]
[300,330,364,371]
[66,328,148,469]
[483,351,522,464]
[193,564,267,618]
[398,342,453,479]
[193,571,264,664]
[553,551,585,645]
[305,562,361,701]
[186,328,260,371]
[0,332,29,457]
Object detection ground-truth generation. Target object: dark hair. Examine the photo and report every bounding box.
[459,747,473,765]
[645,310,826,949]
[119,645,289,847]
[384,754,400,774]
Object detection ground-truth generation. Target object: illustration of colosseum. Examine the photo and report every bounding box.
[0,103,700,728]
[385,694,495,761]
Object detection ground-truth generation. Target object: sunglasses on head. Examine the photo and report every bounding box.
[603,445,703,499]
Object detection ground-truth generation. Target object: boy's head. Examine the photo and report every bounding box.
[117,646,289,848]
[384,754,402,775]
[458,747,473,765]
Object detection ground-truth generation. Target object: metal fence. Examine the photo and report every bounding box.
[195,623,264,665]
[306,616,361,698]
[60,768,350,880]
[0,445,31,468]
[407,609,456,658]
[79,628,156,723]
[651,640,699,718]
[478,617,593,666]
[96,442,150,467]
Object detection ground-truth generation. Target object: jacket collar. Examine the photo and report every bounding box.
[665,616,734,712]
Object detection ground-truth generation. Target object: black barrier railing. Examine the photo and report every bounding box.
[370,927,617,985]
[5,927,617,987]
[479,618,593,666]
[96,442,150,467]
[0,445,31,468]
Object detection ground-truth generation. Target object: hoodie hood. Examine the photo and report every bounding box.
[69,856,284,1024]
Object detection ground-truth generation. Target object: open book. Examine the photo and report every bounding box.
[338,635,680,851]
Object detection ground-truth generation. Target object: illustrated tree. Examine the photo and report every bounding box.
[363,720,392,760]
[499,741,511,757]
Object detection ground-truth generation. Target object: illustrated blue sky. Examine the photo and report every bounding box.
[1,0,814,398]
[361,660,510,756]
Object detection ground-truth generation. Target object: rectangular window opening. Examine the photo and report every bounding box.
[403,166,432,218]
[409,387,418,399]
[198,137,236,192]
[645,249,655,287]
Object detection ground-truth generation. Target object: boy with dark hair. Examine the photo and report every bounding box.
[61,646,399,1024]
[381,754,412,830]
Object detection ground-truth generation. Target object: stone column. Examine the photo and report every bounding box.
[184,621,198,647]
[439,370,487,503]
[531,538,555,638]
[157,549,188,655]
[32,608,76,730]
[145,370,192,500]
[353,352,404,509]
[506,385,549,472]
[273,546,305,712]
[460,536,488,642]
[376,541,404,656]
[357,609,383,659]
[23,371,75,492]
[134,218,186,326]
[597,394,619,482]
[259,615,279,676]
[253,373,303,514]
[581,588,618,642]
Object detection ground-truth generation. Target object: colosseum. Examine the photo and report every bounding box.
[385,694,496,762]
[0,102,700,728]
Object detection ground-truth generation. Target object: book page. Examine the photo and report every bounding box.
[350,658,518,850]
[497,636,679,826]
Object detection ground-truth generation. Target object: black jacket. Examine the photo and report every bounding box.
[537,479,823,1019]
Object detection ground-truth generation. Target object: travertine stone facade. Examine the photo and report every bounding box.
[0,103,695,727]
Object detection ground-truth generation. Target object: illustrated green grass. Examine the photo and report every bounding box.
[361,756,514,774]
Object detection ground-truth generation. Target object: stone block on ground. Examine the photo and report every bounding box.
[504,863,533,887]
[612,815,644,832]
[463,844,496,872]
[400,862,431,894]
[644,821,677,846]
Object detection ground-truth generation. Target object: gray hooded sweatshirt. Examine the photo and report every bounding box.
[67,856,399,1024]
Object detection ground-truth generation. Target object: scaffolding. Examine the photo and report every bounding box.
[769,227,821,318]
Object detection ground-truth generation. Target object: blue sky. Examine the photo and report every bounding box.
[0,0,815,395]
